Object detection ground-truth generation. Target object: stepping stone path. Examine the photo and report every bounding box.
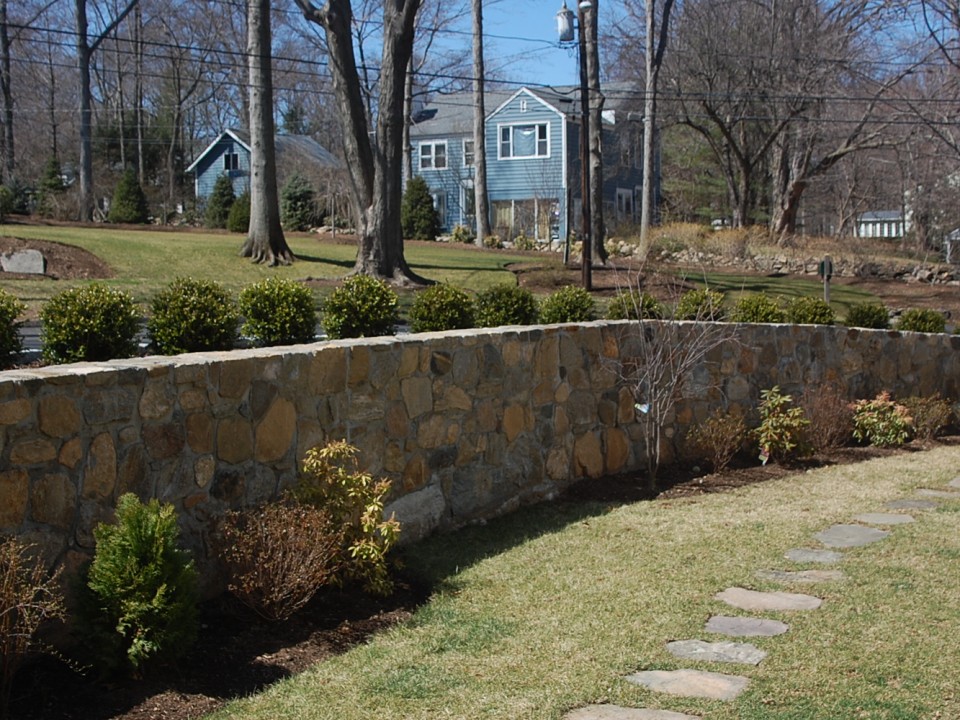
[755,568,845,584]
[853,512,915,526]
[716,586,822,611]
[705,615,790,637]
[666,639,766,665]
[625,669,749,701]
[814,524,889,548]
[886,498,937,511]
[564,707,701,720]
[784,548,843,564]
[608,484,953,718]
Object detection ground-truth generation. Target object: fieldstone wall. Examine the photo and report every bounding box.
[2,321,959,586]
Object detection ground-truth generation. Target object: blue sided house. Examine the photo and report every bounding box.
[409,83,653,244]
[187,128,340,201]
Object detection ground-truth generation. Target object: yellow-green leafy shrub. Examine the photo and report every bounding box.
[239,277,317,346]
[40,283,140,363]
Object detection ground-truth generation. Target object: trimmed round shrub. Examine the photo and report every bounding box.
[896,308,946,334]
[322,275,398,339]
[226,192,250,233]
[239,277,317,346]
[205,174,235,229]
[845,302,889,329]
[409,284,475,333]
[474,284,539,327]
[540,285,596,324]
[606,290,663,320]
[786,296,835,325]
[401,176,440,241]
[108,168,149,224]
[0,288,26,368]
[41,283,140,364]
[674,288,726,321]
[147,278,239,354]
[730,293,786,323]
[280,173,317,231]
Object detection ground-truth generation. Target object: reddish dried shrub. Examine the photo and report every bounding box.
[800,382,854,452]
[901,393,954,442]
[688,409,748,473]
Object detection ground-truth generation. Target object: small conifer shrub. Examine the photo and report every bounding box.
[40,283,140,363]
[239,277,317,346]
[280,173,317,231]
[322,275,398,339]
[409,284,475,332]
[148,277,239,354]
[108,168,149,224]
[226,191,250,233]
[80,494,198,675]
[204,174,235,229]
[401,176,440,240]
[474,284,539,327]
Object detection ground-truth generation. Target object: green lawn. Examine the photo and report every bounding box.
[0,224,537,314]
[209,447,960,720]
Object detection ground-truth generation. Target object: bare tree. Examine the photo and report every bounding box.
[584,0,607,265]
[75,0,139,221]
[295,0,429,283]
[241,0,293,266]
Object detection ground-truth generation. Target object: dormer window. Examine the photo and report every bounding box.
[223,152,239,171]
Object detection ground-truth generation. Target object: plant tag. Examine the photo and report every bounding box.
[635,402,650,415]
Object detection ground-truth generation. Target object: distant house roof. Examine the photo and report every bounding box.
[409,82,642,138]
[186,129,340,173]
[858,210,903,222]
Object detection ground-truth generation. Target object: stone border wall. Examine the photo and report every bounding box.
[2,321,958,585]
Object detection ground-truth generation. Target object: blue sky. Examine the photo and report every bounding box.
[474,0,593,89]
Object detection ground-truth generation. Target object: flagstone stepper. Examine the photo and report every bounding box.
[915,489,960,499]
[949,478,960,490]
[706,615,790,637]
[756,568,846,584]
[666,639,767,665]
[563,706,701,720]
[853,512,915,526]
[885,499,938,511]
[716,586,822,611]
[815,524,890,548]
[785,548,844,564]
[625,669,749,701]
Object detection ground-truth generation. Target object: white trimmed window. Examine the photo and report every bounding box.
[419,141,447,170]
[499,123,549,159]
[463,139,475,167]
[223,152,239,171]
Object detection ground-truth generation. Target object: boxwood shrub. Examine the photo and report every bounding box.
[896,308,946,334]
[786,296,835,325]
[539,285,596,324]
[0,288,26,368]
[148,277,239,354]
[40,283,140,363]
[845,302,889,329]
[606,290,663,320]
[409,283,475,333]
[239,277,317,346]
[474,284,539,327]
[730,293,786,323]
[674,288,726,321]
[322,275,398,339]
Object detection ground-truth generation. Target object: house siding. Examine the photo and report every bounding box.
[194,136,251,200]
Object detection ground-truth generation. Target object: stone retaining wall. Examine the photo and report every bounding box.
[2,321,958,585]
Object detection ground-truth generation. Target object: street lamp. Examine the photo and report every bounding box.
[557,0,593,290]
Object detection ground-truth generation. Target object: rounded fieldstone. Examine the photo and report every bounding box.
[564,707,701,720]
[666,639,767,665]
[625,669,749,701]
[706,615,789,637]
[853,512,915,526]
[716,586,821,611]
[814,524,889,548]
[785,548,844,564]
[756,569,845,584]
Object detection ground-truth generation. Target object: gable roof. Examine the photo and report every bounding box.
[187,129,340,173]
[409,82,642,138]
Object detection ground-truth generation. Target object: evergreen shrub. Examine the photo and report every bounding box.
[147,277,239,354]
[852,391,912,447]
[401,176,440,240]
[754,385,810,464]
[80,494,198,675]
[40,283,140,363]
[474,284,539,327]
[730,293,786,323]
[606,290,663,320]
[108,168,149,224]
[674,288,726,321]
[896,308,946,334]
[409,283,475,333]
[226,191,250,233]
[786,296,835,325]
[322,275,398,339]
[845,302,889,329]
[0,289,26,368]
[539,285,596,324]
[0,185,12,221]
[280,173,317,231]
[204,174,235,228]
[239,277,317,346]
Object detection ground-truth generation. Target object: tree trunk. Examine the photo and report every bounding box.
[472,0,491,242]
[403,58,413,182]
[241,0,293,265]
[295,0,428,284]
[76,0,94,221]
[0,0,13,183]
[584,0,607,265]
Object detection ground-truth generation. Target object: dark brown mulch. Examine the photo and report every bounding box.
[0,235,113,282]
